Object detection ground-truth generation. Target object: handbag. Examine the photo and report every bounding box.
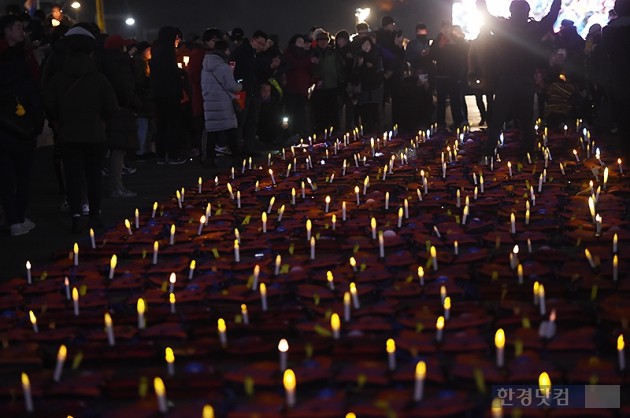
[0,92,44,140]
[209,69,244,115]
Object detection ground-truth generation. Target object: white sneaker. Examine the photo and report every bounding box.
[23,218,36,232]
[10,222,30,236]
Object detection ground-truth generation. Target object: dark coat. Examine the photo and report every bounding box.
[354,46,384,104]
[283,45,313,96]
[44,53,119,144]
[232,40,272,97]
[131,54,154,117]
[150,27,183,100]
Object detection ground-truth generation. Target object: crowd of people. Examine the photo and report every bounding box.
[1,0,629,236]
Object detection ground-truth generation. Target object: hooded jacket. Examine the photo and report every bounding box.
[44,53,119,144]
[201,52,242,132]
[150,26,183,100]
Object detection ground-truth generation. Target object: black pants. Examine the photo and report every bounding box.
[284,92,308,136]
[239,95,261,151]
[155,97,182,159]
[360,103,381,135]
[60,142,105,217]
[483,76,535,156]
[436,76,463,127]
[311,88,339,133]
[0,135,35,225]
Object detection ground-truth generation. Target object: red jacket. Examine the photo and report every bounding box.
[283,46,313,96]
[187,47,207,117]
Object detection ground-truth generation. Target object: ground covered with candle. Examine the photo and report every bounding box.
[1,126,629,417]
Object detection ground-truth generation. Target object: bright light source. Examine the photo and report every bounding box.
[70,2,81,9]
[355,8,370,23]
[125,17,135,26]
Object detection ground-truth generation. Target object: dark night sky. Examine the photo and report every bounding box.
[3,0,453,44]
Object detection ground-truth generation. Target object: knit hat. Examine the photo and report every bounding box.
[65,26,95,39]
[381,16,395,27]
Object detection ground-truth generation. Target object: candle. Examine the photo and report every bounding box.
[29,310,38,333]
[495,328,505,368]
[440,285,447,305]
[217,318,227,347]
[72,287,79,316]
[491,397,503,418]
[342,201,347,221]
[573,149,579,162]
[331,313,341,339]
[479,174,484,193]
[613,233,618,253]
[462,205,468,225]
[104,312,115,346]
[507,161,512,177]
[326,271,335,290]
[423,177,428,194]
[198,176,202,193]
[275,255,282,276]
[152,201,158,218]
[585,248,596,269]
[363,176,369,195]
[619,158,623,174]
[89,228,96,249]
[325,195,330,213]
[108,254,117,279]
[355,186,360,205]
[261,212,267,233]
[278,205,285,222]
[385,192,390,210]
[260,283,268,311]
[404,198,409,218]
[613,254,618,281]
[154,377,168,413]
[25,261,31,284]
[595,214,602,235]
[417,266,425,286]
[306,219,312,241]
[414,361,426,402]
[517,263,524,284]
[538,283,546,316]
[236,191,241,208]
[603,166,609,189]
[533,281,540,305]
[397,207,403,228]
[267,196,275,213]
[165,347,175,376]
[169,224,175,245]
[168,272,176,294]
[301,181,305,198]
[370,217,377,240]
[175,190,182,208]
[430,246,438,271]
[510,213,516,234]
[560,162,565,175]
[169,292,176,314]
[234,239,240,263]
[538,173,543,193]
[436,315,444,342]
[443,296,451,320]
[538,372,551,399]
[203,405,215,418]
[378,231,385,258]
[205,203,211,221]
[137,298,146,329]
[350,257,357,273]
[62,276,70,300]
[71,242,79,266]
[21,373,33,412]
[241,304,249,325]
[283,369,296,407]
[332,214,337,230]
[188,260,196,279]
[343,291,351,321]
[198,215,206,235]
[310,236,316,260]
[386,338,396,370]
[350,282,360,308]
[588,196,596,222]
[456,189,461,208]
[278,338,289,371]
[618,334,626,371]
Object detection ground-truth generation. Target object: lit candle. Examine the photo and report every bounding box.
[104,312,115,346]
[205,203,211,221]
[326,271,335,290]
[343,291,351,321]
[152,201,158,218]
[385,192,390,210]
[278,338,289,371]
[29,310,38,333]
[613,233,618,253]
[417,266,425,286]
[332,214,337,230]
[517,264,524,284]
[169,224,175,245]
[168,272,176,294]
[430,246,438,271]
[278,205,285,222]
[237,191,241,208]
[124,218,133,235]
[491,397,503,418]
[538,372,551,400]
[510,213,516,234]
[234,239,240,263]
[397,207,403,228]
[414,360,426,402]
[137,298,146,329]
[217,318,227,347]
[154,377,168,413]
[260,283,268,311]
[176,190,182,208]
[25,261,31,284]
[355,186,360,205]
[507,161,512,177]
[109,254,117,279]
[588,196,596,223]
[306,219,312,241]
[603,166,609,189]
[251,264,260,290]
[595,214,602,235]
[538,284,546,316]
[585,248,596,269]
[378,231,385,258]
[331,313,341,339]
[283,369,296,407]
[479,174,484,193]
[350,282,360,308]
[275,255,282,276]
[462,205,468,225]
[613,254,618,282]
[310,236,316,260]
[619,158,623,175]
[63,276,70,300]
[188,260,196,279]
[291,188,296,205]
[301,181,305,198]
[198,176,202,193]
[404,198,409,218]
[203,405,215,418]
[165,347,175,376]
[90,228,96,249]
[363,176,369,195]
[21,373,33,413]
[198,215,206,235]
[267,196,275,214]
[573,149,579,162]
[169,292,176,314]
[72,287,79,316]
[436,315,444,342]
[325,195,331,213]
[261,212,267,233]
[618,334,626,371]
[456,189,461,208]
[386,338,396,370]
[342,201,347,221]
[443,296,451,320]
[350,257,358,273]
[495,328,505,368]
[241,304,249,325]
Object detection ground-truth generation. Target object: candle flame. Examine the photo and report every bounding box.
[386,338,396,353]
[165,347,174,363]
[618,335,625,351]
[217,318,226,333]
[436,316,444,330]
[200,215,206,225]
[29,310,37,325]
[137,298,145,314]
[538,372,551,397]
[73,243,78,254]
[202,405,215,418]
[72,287,79,301]
[21,372,30,387]
[26,261,31,269]
[495,328,505,349]
[57,344,67,361]
[330,313,340,331]
[283,369,296,391]
[154,241,159,252]
[444,296,451,310]
[169,293,175,304]
[104,312,112,327]
[415,360,426,378]
[153,377,165,396]
[278,338,289,352]
[169,272,176,284]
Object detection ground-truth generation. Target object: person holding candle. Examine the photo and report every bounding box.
[201,40,243,167]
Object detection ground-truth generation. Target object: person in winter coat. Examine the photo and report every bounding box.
[44,26,119,233]
[310,31,344,133]
[354,37,384,135]
[131,41,154,158]
[201,40,243,167]
[101,34,142,198]
[150,26,186,164]
[283,34,313,138]
[0,14,44,236]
